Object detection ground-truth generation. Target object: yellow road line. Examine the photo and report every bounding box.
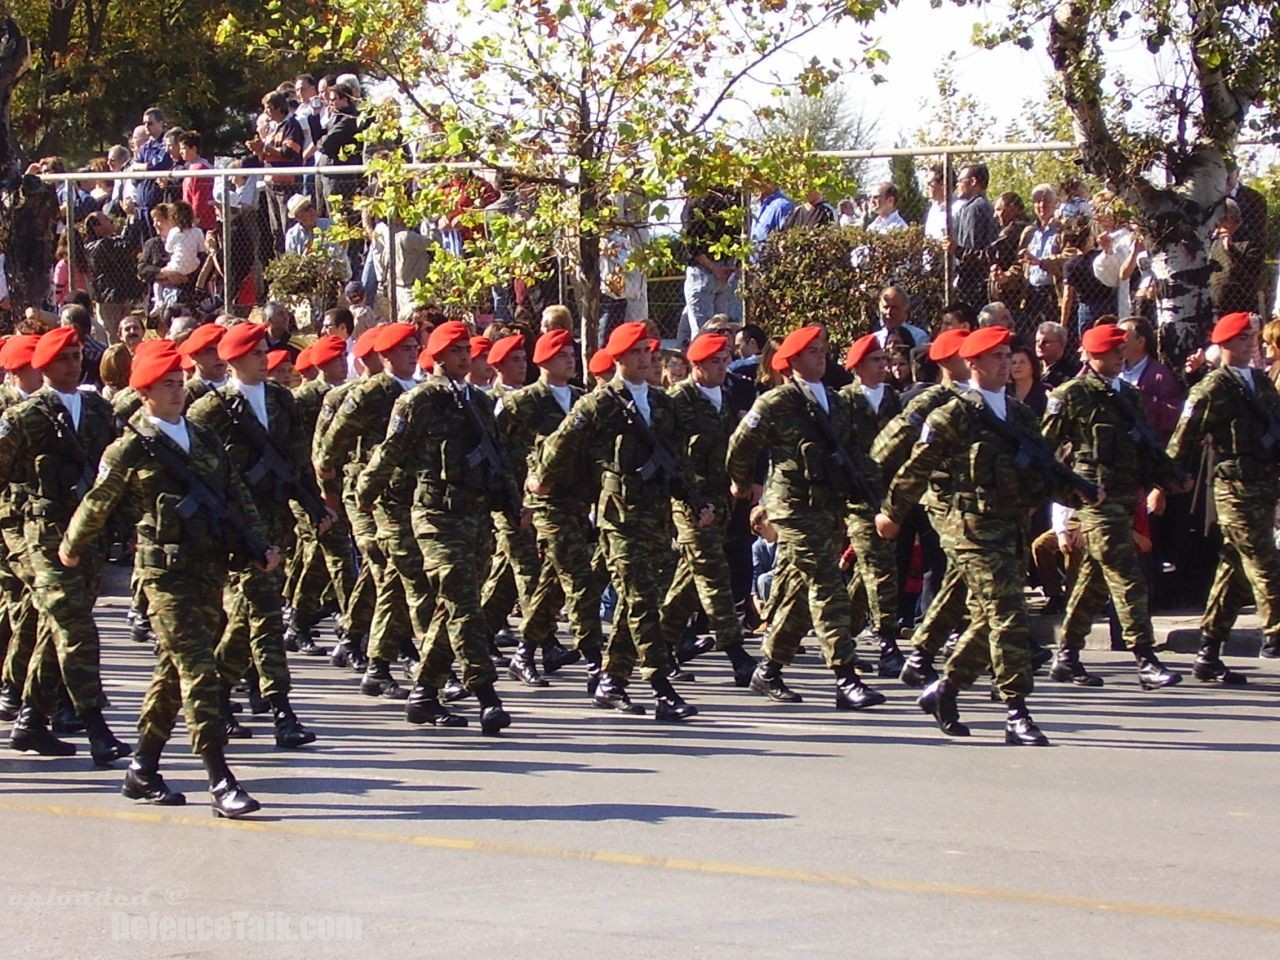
[2,798,1276,932]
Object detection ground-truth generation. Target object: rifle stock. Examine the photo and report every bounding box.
[451,381,523,523]
[972,402,1100,503]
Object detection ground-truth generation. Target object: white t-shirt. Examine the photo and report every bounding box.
[52,388,82,429]
[164,226,204,276]
[622,379,650,422]
[149,416,191,453]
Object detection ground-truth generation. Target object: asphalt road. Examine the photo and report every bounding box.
[2,585,1278,959]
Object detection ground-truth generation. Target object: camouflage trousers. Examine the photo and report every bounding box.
[761,508,858,670]
[1,525,38,696]
[375,502,436,647]
[846,510,900,640]
[526,504,603,656]
[412,509,497,692]
[1203,480,1280,643]
[339,491,377,641]
[600,508,676,682]
[287,501,355,626]
[137,564,226,753]
[22,518,106,714]
[348,492,411,663]
[215,507,293,698]
[659,508,743,651]
[481,511,560,644]
[909,507,969,656]
[1061,499,1154,650]
[944,517,1033,703]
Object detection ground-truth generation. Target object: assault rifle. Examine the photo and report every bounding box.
[40,402,94,499]
[799,385,880,507]
[606,389,704,513]
[972,402,1100,503]
[212,387,328,525]
[1225,369,1280,453]
[124,421,272,565]
[449,380,523,523]
[1104,383,1189,487]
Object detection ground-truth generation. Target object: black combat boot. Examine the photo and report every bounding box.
[51,689,85,734]
[82,708,131,766]
[1134,644,1182,690]
[876,635,906,678]
[404,684,468,727]
[917,678,969,737]
[582,647,604,697]
[1004,698,1050,746]
[294,625,327,657]
[834,663,886,711]
[0,682,20,721]
[219,687,251,739]
[493,624,520,648]
[666,654,696,683]
[269,694,317,748]
[1029,641,1054,673]
[749,660,802,702]
[1192,638,1246,685]
[128,609,154,645]
[675,630,715,664]
[473,682,511,735]
[487,638,506,668]
[1049,647,1103,687]
[540,638,580,675]
[651,674,698,722]
[899,648,938,688]
[329,627,360,669]
[361,658,409,699]
[440,672,469,703]
[507,642,549,687]
[725,644,757,688]
[121,735,186,805]
[9,703,76,756]
[245,671,271,715]
[1261,635,1280,659]
[200,746,260,819]
[593,674,645,714]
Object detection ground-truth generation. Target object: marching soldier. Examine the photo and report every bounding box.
[726,325,887,711]
[0,327,131,764]
[531,321,705,720]
[876,327,1088,745]
[657,332,758,686]
[356,321,514,734]
[59,342,271,817]
[839,333,906,676]
[178,323,230,409]
[187,322,328,748]
[1167,311,1277,679]
[1041,323,1187,689]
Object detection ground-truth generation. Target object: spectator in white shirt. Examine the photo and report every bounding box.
[867,182,909,233]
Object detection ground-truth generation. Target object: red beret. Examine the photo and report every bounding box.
[31,327,80,370]
[354,326,384,359]
[374,322,417,354]
[958,326,1011,360]
[308,335,346,368]
[128,346,183,390]
[0,336,7,365]
[470,336,493,361]
[648,338,661,354]
[605,321,648,359]
[266,349,291,372]
[488,334,525,366]
[772,325,823,374]
[533,329,573,365]
[176,323,225,357]
[418,346,434,372]
[217,323,267,362]
[1211,311,1253,345]
[295,345,314,374]
[588,348,615,377]
[1081,323,1128,355]
[426,321,471,359]
[843,333,881,371]
[928,329,970,362]
[687,333,729,364]
[0,334,41,371]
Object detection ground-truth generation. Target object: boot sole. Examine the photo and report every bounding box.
[592,699,646,715]
[212,801,262,819]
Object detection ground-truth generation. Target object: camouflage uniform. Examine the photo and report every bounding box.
[0,388,117,716]
[499,380,603,661]
[61,412,267,753]
[187,379,319,700]
[839,383,903,646]
[1168,366,1280,654]
[0,385,37,711]
[726,378,882,671]
[883,389,1064,703]
[1042,372,1181,657]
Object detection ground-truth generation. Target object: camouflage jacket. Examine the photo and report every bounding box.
[537,379,698,529]
[838,382,902,456]
[666,378,735,520]
[61,410,265,572]
[871,383,960,500]
[496,378,587,506]
[357,377,514,517]
[183,376,222,412]
[726,377,882,522]
[1041,370,1179,505]
[1168,366,1280,486]
[883,389,1066,531]
[0,387,117,527]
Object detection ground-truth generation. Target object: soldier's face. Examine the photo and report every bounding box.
[497,351,527,386]
[233,339,269,385]
[856,348,889,387]
[693,347,731,387]
[383,339,420,380]
[541,348,576,385]
[615,344,650,382]
[1088,346,1124,378]
[142,371,186,421]
[789,341,827,382]
[43,345,83,393]
[438,341,472,380]
[193,347,227,383]
[970,345,1011,390]
[1221,330,1256,365]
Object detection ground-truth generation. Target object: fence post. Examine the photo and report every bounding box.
[942,152,954,295]
[220,171,233,313]
[387,220,398,322]
[64,179,75,300]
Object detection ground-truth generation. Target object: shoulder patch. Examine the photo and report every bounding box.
[96,459,111,483]
[389,413,407,435]
[571,411,588,430]
[341,394,359,415]
[919,423,933,444]
[1046,395,1064,415]
[744,409,762,429]
[0,416,10,439]
[1179,398,1196,420]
